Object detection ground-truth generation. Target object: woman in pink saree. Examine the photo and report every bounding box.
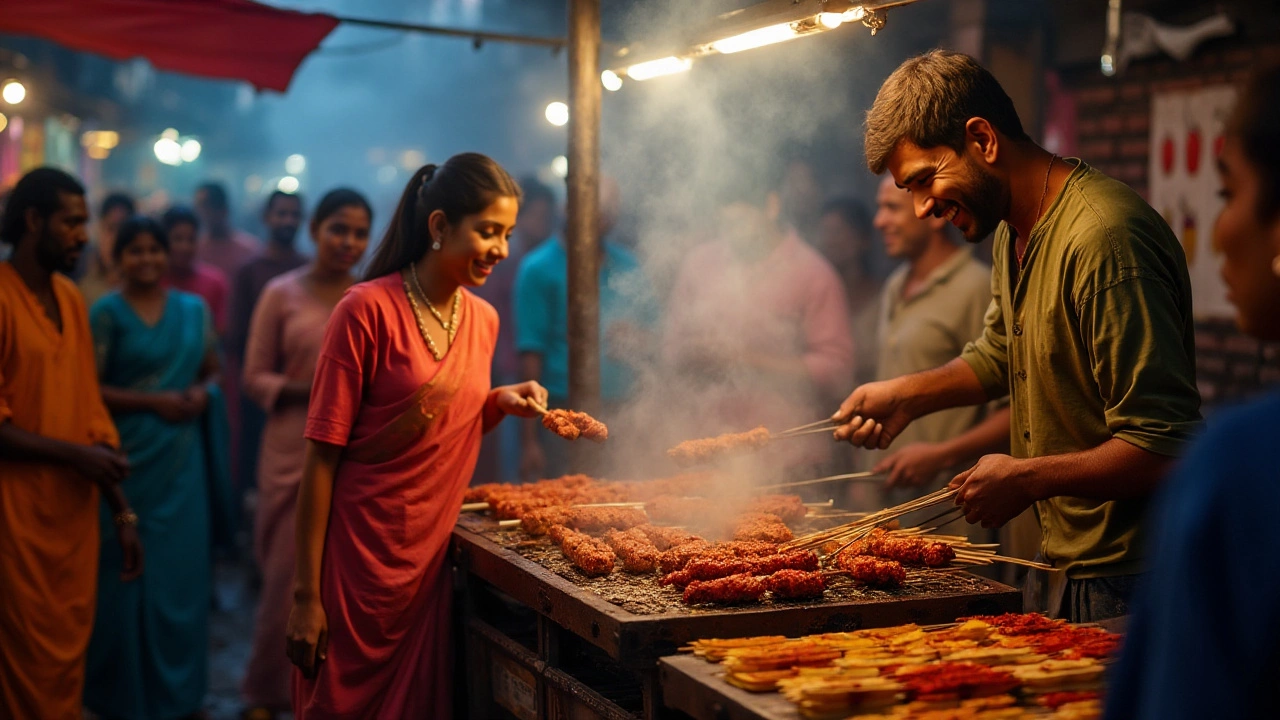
[285,153,546,718]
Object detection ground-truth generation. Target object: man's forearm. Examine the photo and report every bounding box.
[0,422,84,467]
[903,358,992,419]
[1026,438,1173,502]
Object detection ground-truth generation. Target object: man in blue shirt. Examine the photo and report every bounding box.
[514,178,658,480]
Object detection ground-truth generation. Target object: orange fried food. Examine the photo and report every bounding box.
[521,506,648,536]
[542,409,608,443]
[602,528,660,573]
[682,573,768,605]
[732,512,794,543]
[744,494,808,525]
[764,569,826,600]
[836,554,906,588]
[666,426,771,466]
[845,528,956,568]
[549,525,615,576]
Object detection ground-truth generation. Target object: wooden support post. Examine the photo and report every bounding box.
[566,0,602,418]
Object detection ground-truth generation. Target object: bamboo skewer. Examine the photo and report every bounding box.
[527,399,549,417]
[776,418,839,436]
[772,425,841,439]
[756,471,886,492]
[461,502,490,512]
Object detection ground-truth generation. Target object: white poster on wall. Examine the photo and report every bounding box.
[1149,85,1236,319]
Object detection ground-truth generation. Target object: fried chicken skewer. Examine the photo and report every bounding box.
[548,525,615,576]
[666,426,772,466]
[529,400,608,443]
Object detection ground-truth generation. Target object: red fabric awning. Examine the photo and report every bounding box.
[0,0,340,92]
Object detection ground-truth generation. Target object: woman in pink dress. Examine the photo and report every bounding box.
[240,189,374,720]
[285,153,547,718]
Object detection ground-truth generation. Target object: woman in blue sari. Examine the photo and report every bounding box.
[85,216,227,720]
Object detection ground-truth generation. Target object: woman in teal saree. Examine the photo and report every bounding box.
[85,216,228,720]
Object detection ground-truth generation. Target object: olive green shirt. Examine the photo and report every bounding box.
[960,159,1201,579]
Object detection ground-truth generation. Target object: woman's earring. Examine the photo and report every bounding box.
[432,237,442,251]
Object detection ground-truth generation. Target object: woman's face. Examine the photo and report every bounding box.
[1213,137,1280,341]
[434,195,518,287]
[312,205,371,275]
[118,232,168,288]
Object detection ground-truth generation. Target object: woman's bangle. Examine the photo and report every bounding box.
[114,509,139,527]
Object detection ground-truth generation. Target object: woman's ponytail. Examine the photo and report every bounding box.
[363,155,520,282]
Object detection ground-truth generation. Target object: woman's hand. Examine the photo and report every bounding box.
[286,595,329,680]
[117,522,144,581]
[183,384,210,416]
[495,381,549,419]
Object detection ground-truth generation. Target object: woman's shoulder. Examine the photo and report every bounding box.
[465,288,499,326]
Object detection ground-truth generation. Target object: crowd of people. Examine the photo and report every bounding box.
[0,49,1277,719]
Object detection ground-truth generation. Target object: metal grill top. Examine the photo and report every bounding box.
[452,516,1021,666]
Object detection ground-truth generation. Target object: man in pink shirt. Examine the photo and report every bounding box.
[162,205,229,335]
[194,181,259,282]
[663,179,855,478]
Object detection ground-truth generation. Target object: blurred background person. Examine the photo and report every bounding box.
[76,192,135,307]
[854,176,1006,538]
[239,189,371,719]
[195,181,260,282]
[163,205,229,336]
[780,159,823,246]
[816,196,880,386]
[85,216,225,720]
[515,176,658,481]
[1104,62,1280,720]
[284,155,545,718]
[474,176,557,484]
[228,190,306,545]
[662,175,854,481]
[0,167,139,720]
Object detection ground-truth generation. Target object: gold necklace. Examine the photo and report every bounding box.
[410,263,460,337]
[402,268,460,361]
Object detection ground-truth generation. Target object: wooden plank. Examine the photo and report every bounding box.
[659,654,800,720]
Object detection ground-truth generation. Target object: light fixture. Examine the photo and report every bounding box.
[161,127,179,141]
[277,176,300,193]
[1,80,25,105]
[550,155,569,179]
[545,101,569,127]
[86,145,110,160]
[711,22,803,54]
[153,137,182,166]
[625,56,693,81]
[601,69,623,92]
[285,153,306,175]
[400,149,426,172]
[605,1,904,86]
[819,12,846,29]
[180,139,201,163]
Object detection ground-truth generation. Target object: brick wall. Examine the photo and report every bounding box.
[1059,41,1280,407]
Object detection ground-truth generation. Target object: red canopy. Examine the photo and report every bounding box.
[0,0,340,92]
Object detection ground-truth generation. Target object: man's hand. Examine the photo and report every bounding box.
[832,378,915,449]
[875,442,952,488]
[69,445,130,488]
[495,381,549,419]
[116,522,144,581]
[948,454,1038,528]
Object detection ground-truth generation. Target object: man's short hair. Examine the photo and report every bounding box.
[195,182,229,211]
[864,50,1029,175]
[0,167,85,246]
[99,192,135,219]
[265,190,301,213]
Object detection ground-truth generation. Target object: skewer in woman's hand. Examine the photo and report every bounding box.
[494,381,549,419]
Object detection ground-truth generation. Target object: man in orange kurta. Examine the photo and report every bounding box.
[0,167,141,719]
